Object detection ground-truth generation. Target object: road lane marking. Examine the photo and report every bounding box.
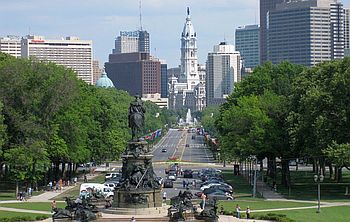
[171,131,185,158]
[179,132,189,161]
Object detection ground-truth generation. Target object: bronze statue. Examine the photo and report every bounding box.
[128,95,146,140]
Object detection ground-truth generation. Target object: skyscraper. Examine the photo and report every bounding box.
[267,0,344,66]
[21,35,93,84]
[160,60,168,98]
[0,35,21,58]
[235,25,260,69]
[92,60,102,85]
[105,52,161,96]
[344,8,350,56]
[260,0,285,64]
[206,42,241,106]
[113,30,150,54]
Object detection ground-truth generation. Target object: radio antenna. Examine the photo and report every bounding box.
[139,0,143,31]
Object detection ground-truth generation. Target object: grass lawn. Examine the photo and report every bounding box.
[0,191,45,201]
[0,210,49,221]
[219,199,315,213]
[270,170,350,201]
[0,202,66,212]
[222,170,255,197]
[53,174,105,201]
[253,205,350,222]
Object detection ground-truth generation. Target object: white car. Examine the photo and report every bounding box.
[200,183,232,191]
[105,172,120,181]
[104,182,116,191]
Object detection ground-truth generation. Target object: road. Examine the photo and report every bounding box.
[152,128,215,163]
[150,128,217,199]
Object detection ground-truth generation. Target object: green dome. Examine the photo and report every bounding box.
[96,72,114,88]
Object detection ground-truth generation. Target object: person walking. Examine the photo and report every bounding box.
[200,193,207,209]
[183,180,186,188]
[235,204,241,218]
[130,216,136,222]
[246,206,251,219]
[192,180,196,188]
[163,191,167,202]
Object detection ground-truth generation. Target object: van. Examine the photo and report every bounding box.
[80,183,114,199]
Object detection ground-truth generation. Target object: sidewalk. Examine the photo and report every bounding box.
[0,173,99,204]
[256,179,285,200]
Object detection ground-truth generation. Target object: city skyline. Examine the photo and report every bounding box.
[0,0,262,68]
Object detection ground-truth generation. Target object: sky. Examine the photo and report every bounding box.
[1,0,349,68]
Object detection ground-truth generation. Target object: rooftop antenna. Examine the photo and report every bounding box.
[139,0,143,31]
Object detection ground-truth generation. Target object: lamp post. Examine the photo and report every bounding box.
[314,174,324,213]
[250,156,258,198]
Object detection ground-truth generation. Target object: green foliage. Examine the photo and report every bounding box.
[201,106,220,137]
[323,142,350,168]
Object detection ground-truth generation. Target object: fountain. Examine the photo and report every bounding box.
[185,109,192,125]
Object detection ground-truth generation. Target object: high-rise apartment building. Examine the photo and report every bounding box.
[105,52,161,96]
[113,30,150,54]
[206,42,241,106]
[0,35,21,58]
[260,0,285,64]
[235,25,260,69]
[267,0,344,66]
[21,35,93,84]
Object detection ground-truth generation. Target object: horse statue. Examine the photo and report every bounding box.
[128,95,146,140]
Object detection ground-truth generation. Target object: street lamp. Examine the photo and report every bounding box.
[314,174,324,213]
[249,156,258,198]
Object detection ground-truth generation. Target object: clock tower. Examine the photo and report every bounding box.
[180,7,200,90]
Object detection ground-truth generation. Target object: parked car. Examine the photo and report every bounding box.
[185,144,190,147]
[163,179,174,188]
[105,172,121,181]
[168,171,177,181]
[207,190,234,200]
[200,183,232,191]
[183,169,193,178]
[203,186,233,195]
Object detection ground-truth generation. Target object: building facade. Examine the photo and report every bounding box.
[92,60,102,85]
[105,52,161,96]
[235,25,260,69]
[345,8,350,56]
[21,35,93,84]
[113,30,150,54]
[206,42,241,106]
[0,35,21,58]
[260,0,285,64]
[160,60,168,98]
[168,8,206,111]
[267,0,344,66]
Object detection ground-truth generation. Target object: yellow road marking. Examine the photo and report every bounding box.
[180,132,189,161]
[172,131,185,158]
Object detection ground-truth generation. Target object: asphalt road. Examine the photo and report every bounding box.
[152,128,215,163]
[151,128,217,199]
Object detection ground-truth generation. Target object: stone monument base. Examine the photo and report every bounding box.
[113,189,162,208]
[102,204,169,215]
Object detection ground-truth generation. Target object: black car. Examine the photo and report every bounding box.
[163,179,174,188]
[161,148,167,152]
[183,169,193,178]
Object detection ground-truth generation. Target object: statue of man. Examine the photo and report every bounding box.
[128,95,146,139]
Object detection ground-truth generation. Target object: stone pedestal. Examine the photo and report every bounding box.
[111,140,162,211]
[113,189,162,208]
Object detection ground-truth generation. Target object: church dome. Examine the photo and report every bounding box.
[96,71,114,88]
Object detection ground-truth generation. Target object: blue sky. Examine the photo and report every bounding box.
[1,0,349,68]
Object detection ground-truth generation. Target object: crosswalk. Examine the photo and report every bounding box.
[154,144,204,149]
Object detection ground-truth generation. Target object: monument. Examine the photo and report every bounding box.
[111,95,163,210]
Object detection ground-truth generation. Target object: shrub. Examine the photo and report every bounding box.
[0,215,49,222]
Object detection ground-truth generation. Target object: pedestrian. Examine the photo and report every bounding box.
[28,187,32,197]
[200,193,206,209]
[49,181,53,191]
[130,216,136,222]
[183,180,186,188]
[186,179,189,188]
[192,180,196,188]
[235,204,241,218]
[73,177,78,185]
[163,191,167,202]
[84,174,88,183]
[59,178,63,191]
[51,200,57,212]
[246,207,251,219]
